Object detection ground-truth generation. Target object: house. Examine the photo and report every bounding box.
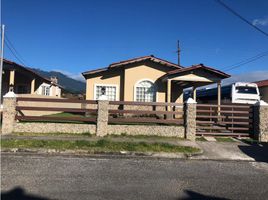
[255,79,268,102]
[82,55,230,104]
[2,59,62,98]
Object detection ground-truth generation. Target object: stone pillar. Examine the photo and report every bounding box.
[2,91,17,134]
[184,98,196,141]
[217,81,221,115]
[253,100,268,142]
[96,100,109,137]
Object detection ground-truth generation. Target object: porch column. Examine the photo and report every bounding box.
[9,70,15,91]
[31,78,36,94]
[167,79,171,111]
[217,81,221,115]
[192,86,197,101]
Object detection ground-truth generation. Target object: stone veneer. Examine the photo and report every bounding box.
[107,124,184,137]
[2,95,17,134]
[14,123,96,134]
[96,100,109,137]
[254,102,268,142]
[184,99,196,141]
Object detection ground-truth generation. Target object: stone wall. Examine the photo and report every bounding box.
[14,123,96,134]
[254,101,268,142]
[107,124,184,137]
[184,99,196,141]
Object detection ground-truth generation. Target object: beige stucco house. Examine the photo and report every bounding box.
[2,59,62,98]
[82,55,230,104]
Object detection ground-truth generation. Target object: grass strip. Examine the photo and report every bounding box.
[196,137,207,141]
[1,139,200,154]
[215,137,235,142]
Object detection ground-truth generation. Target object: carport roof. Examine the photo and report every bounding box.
[167,64,230,77]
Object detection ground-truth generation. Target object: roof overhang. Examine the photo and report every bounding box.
[161,64,230,84]
[81,55,183,78]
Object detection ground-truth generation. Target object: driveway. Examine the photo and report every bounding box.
[194,140,268,162]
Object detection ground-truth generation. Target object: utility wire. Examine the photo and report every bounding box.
[4,34,28,66]
[223,51,268,71]
[215,0,268,37]
[5,35,29,65]
[4,40,27,66]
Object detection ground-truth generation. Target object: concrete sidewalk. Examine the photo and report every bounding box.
[194,140,268,162]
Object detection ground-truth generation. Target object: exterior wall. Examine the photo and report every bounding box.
[86,70,121,100]
[14,123,96,134]
[259,86,268,103]
[85,62,172,102]
[107,125,184,137]
[124,63,168,102]
[36,83,61,97]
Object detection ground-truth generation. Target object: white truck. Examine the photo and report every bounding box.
[191,82,260,104]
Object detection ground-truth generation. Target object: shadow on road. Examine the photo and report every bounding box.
[180,190,230,200]
[238,142,268,162]
[1,187,51,200]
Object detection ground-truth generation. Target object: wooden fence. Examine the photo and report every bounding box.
[15,97,98,123]
[108,101,184,125]
[196,104,253,137]
[15,97,184,125]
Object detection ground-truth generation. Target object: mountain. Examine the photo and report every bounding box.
[30,68,86,94]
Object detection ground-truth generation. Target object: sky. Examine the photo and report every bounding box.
[1,0,268,83]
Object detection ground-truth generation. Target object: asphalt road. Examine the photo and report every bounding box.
[1,153,268,200]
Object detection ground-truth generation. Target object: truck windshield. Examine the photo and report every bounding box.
[236,86,257,94]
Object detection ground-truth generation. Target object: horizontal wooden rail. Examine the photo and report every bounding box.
[108,117,183,125]
[109,101,183,107]
[15,116,97,123]
[196,132,250,137]
[197,104,251,109]
[196,120,250,125]
[109,109,183,115]
[196,110,251,114]
[16,97,98,104]
[197,126,249,131]
[16,106,97,113]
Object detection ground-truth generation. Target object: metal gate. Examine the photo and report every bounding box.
[196,104,253,137]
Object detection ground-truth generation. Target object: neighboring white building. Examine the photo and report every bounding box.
[2,59,63,98]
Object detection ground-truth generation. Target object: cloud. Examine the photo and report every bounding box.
[53,69,86,82]
[252,16,268,26]
[223,70,268,85]
[197,71,268,90]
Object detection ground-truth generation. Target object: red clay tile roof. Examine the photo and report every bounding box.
[254,79,268,87]
[166,64,230,78]
[82,55,183,76]
[82,67,108,76]
[108,55,182,69]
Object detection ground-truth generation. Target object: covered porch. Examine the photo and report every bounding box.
[162,64,230,106]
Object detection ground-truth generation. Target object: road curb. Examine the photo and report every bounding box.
[0,147,204,159]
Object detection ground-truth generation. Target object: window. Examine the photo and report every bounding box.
[42,86,50,96]
[95,85,117,101]
[236,86,257,94]
[135,80,155,102]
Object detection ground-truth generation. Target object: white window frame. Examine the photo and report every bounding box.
[134,79,157,102]
[38,83,51,96]
[42,85,50,96]
[94,83,119,101]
